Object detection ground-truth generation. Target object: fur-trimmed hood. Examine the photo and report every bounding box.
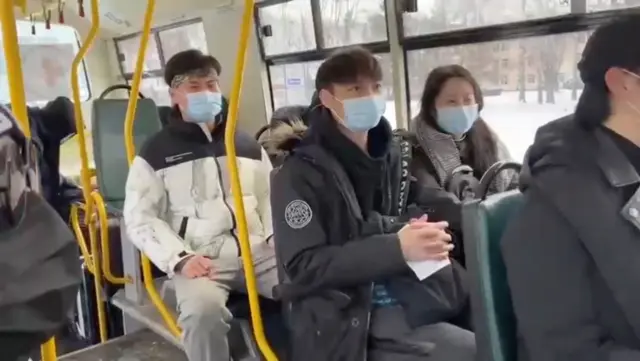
[259,119,308,161]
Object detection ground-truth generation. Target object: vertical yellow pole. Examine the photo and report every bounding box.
[71,0,100,223]
[225,0,277,359]
[0,0,29,137]
[123,0,181,337]
[0,0,55,359]
[41,340,57,361]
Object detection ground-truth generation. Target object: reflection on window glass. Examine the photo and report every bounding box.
[403,0,570,36]
[320,0,387,47]
[270,54,398,128]
[407,31,589,161]
[0,21,90,104]
[138,77,171,106]
[259,0,316,56]
[159,22,208,61]
[588,0,640,11]
[117,35,161,74]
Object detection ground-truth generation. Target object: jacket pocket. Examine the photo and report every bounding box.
[290,295,352,360]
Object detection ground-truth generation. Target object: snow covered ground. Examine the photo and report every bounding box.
[386,89,581,162]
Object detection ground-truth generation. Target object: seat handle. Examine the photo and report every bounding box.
[478,161,522,200]
[98,84,145,100]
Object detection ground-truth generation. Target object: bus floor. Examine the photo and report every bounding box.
[58,329,187,361]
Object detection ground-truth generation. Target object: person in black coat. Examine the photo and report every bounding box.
[270,46,475,361]
[0,104,81,361]
[502,15,640,361]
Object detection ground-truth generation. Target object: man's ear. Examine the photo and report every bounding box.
[169,88,179,106]
[318,88,332,108]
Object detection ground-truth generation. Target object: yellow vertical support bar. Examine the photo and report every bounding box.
[0,0,29,136]
[68,0,108,344]
[123,0,181,337]
[71,0,100,221]
[89,214,109,342]
[1,0,55,359]
[41,341,57,361]
[225,1,277,359]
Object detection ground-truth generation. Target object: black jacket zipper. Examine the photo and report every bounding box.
[212,156,241,257]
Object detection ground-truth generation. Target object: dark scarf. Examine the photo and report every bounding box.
[309,107,392,214]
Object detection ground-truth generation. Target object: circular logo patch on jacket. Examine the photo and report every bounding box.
[284,199,312,229]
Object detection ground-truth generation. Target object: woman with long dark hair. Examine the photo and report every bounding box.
[406,64,516,199]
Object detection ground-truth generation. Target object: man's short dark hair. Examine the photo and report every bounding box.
[315,46,382,91]
[164,49,222,86]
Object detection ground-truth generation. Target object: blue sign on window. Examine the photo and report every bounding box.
[287,78,302,86]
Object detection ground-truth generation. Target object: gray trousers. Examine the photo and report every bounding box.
[172,242,277,361]
[369,306,476,361]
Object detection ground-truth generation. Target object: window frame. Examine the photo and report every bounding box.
[255,0,390,60]
[255,0,391,112]
[254,0,640,123]
[398,2,640,118]
[0,21,93,103]
[113,18,204,81]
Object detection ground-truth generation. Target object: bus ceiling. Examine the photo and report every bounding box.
[16,0,235,37]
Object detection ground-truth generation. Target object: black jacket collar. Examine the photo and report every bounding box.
[523,115,640,190]
[166,107,226,144]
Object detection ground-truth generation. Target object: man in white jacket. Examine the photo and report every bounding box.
[123,49,277,361]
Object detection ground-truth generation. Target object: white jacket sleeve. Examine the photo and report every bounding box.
[257,147,274,242]
[123,156,193,274]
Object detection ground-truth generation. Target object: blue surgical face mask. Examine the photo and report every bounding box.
[184,91,222,123]
[338,95,386,133]
[435,104,479,136]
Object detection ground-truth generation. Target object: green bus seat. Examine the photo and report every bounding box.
[462,190,523,361]
[91,98,162,211]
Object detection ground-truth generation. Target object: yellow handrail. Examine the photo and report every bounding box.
[67,0,109,344]
[1,0,54,358]
[70,204,96,275]
[1,0,29,137]
[122,0,181,337]
[92,191,131,285]
[71,0,99,222]
[225,1,277,359]
[88,211,109,342]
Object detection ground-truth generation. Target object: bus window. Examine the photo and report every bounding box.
[406,31,589,162]
[0,20,91,106]
[115,20,208,107]
[158,21,208,60]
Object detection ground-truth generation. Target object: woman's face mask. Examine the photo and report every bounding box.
[329,95,386,133]
[184,91,223,123]
[435,104,479,137]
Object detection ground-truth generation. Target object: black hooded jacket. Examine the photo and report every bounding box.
[270,107,470,360]
[502,115,640,361]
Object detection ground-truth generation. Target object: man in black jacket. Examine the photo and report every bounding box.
[271,47,475,361]
[502,15,640,361]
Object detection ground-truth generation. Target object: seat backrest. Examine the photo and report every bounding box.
[157,105,172,128]
[92,98,162,210]
[462,190,523,361]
